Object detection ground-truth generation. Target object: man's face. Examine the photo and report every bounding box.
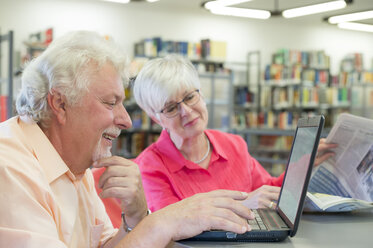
[64,62,131,171]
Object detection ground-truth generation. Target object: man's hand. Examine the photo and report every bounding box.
[314,138,338,166]
[93,156,148,227]
[152,190,255,241]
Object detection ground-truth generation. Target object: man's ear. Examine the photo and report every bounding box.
[47,90,67,124]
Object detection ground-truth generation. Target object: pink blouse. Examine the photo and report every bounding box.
[135,129,284,212]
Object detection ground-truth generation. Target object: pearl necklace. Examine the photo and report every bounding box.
[193,138,210,164]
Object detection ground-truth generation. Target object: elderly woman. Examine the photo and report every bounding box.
[133,54,336,212]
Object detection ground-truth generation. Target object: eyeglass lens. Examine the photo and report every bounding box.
[163,90,199,117]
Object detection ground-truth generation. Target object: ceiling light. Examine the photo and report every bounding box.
[338,22,373,32]
[328,10,373,24]
[103,0,130,3]
[102,0,159,3]
[282,0,347,18]
[210,6,271,19]
[204,0,253,10]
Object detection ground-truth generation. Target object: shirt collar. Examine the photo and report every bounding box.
[155,129,228,173]
[18,116,70,184]
[205,130,228,161]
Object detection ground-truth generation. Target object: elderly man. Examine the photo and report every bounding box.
[0,31,253,248]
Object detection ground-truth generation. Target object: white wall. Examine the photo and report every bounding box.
[1,0,373,75]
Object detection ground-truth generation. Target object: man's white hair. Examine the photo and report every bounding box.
[16,31,129,127]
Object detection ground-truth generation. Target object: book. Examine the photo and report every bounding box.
[304,113,373,212]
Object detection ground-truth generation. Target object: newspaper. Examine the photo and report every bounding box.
[304,113,373,212]
[305,192,373,212]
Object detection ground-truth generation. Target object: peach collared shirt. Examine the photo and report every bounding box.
[0,116,117,248]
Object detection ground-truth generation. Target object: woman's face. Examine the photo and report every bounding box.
[158,89,208,140]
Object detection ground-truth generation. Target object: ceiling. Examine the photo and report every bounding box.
[137,0,373,25]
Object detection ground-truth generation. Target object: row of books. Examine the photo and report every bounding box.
[129,110,161,130]
[259,86,353,109]
[130,110,148,130]
[115,132,160,158]
[340,53,364,73]
[234,86,256,106]
[233,111,301,130]
[233,109,344,130]
[302,69,329,86]
[333,71,373,86]
[263,64,330,86]
[263,68,373,87]
[134,37,227,61]
[350,87,373,107]
[272,49,330,69]
[264,64,302,82]
[247,135,294,176]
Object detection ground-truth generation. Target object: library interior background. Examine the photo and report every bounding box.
[1,0,373,176]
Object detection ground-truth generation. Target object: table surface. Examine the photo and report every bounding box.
[172,209,373,248]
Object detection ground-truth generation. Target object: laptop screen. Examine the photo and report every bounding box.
[277,126,319,224]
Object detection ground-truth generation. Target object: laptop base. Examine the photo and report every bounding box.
[185,229,290,242]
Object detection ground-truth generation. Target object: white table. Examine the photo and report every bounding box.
[173,209,373,248]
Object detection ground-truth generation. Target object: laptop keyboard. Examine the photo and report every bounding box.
[248,209,288,231]
[248,209,268,230]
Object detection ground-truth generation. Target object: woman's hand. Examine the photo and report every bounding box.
[314,138,338,166]
[241,185,281,209]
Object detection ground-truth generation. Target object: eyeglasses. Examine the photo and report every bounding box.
[159,89,200,118]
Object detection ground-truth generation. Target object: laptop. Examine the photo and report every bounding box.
[184,115,325,242]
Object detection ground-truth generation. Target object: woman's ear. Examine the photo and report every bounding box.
[150,114,161,126]
[47,90,67,124]
[151,113,168,129]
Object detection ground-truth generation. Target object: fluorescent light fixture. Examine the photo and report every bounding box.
[338,22,373,33]
[328,10,373,24]
[210,6,271,19]
[204,0,253,10]
[146,0,160,2]
[103,0,130,3]
[282,0,347,18]
[204,0,270,20]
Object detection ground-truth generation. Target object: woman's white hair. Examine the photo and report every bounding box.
[133,54,201,119]
[16,30,129,127]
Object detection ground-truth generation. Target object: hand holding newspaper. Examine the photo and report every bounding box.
[304,113,373,212]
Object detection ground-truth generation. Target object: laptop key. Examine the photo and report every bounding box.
[251,225,261,230]
[248,219,257,225]
[248,219,260,230]
[248,210,269,230]
[260,209,281,228]
[259,223,267,230]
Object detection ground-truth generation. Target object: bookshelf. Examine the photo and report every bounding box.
[232,49,352,129]
[23,41,48,62]
[133,37,227,72]
[21,28,52,66]
[337,53,373,121]
[0,29,52,123]
[231,49,373,176]
[0,30,14,122]
[200,72,234,130]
